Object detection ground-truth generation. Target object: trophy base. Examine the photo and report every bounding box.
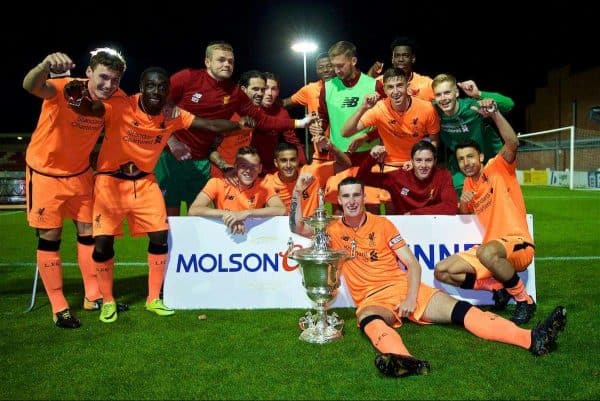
[298,311,344,344]
[299,326,343,344]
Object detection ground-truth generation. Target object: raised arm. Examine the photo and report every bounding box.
[313,135,352,173]
[490,108,519,164]
[289,173,316,237]
[472,100,519,164]
[367,61,384,78]
[340,93,379,137]
[23,52,75,99]
[458,80,514,113]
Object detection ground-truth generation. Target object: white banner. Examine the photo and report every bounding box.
[164,215,536,309]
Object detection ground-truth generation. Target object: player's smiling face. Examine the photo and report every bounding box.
[274,150,299,181]
[235,153,262,186]
[433,81,459,115]
[140,71,169,114]
[412,149,435,181]
[456,147,484,177]
[338,183,365,218]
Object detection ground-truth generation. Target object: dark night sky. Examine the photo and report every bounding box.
[3,1,597,134]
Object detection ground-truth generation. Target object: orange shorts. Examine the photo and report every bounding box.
[25,166,94,228]
[356,281,441,328]
[92,174,168,237]
[324,167,391,205]
[458,236,535,280]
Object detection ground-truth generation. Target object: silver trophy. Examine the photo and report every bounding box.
[288,189,354,344]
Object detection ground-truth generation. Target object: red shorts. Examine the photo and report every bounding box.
[92,174,168,237]
[458,236,535,279]
[25,166,94,228]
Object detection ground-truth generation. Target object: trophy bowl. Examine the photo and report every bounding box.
[287,188,353,344]
[289,247,348,344]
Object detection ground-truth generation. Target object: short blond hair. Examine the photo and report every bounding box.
[205,41,234,59]
[431,73,457,90]
[328,41,356,59]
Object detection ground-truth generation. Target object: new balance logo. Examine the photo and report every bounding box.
[341,97,359,108]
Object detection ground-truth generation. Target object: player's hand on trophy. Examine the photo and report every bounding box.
[167,136,192,160]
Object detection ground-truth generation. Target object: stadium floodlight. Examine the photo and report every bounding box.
[291,40,318,158]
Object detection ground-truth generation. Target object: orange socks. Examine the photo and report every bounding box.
[474,277,504,291]
[363,318,411,356]
[463,307,531,349]
[94,259,115,303]
[37,250,68,314]
[77,239,102,301]
[147,253,167,303]
[505,278,533,303]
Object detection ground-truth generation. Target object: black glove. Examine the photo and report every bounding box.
[64,79,105,117]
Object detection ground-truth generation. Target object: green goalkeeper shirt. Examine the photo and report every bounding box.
[435,90,514,175]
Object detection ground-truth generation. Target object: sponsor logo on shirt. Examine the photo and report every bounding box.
[341,97,359,108]
[191,93,202,103]
[401,187,409,196]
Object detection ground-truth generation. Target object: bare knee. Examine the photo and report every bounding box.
[476,243,501,268]
[74,221,92,236]
[358,306,395,326]
[434,258,452,283]
[38,228,62,242]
